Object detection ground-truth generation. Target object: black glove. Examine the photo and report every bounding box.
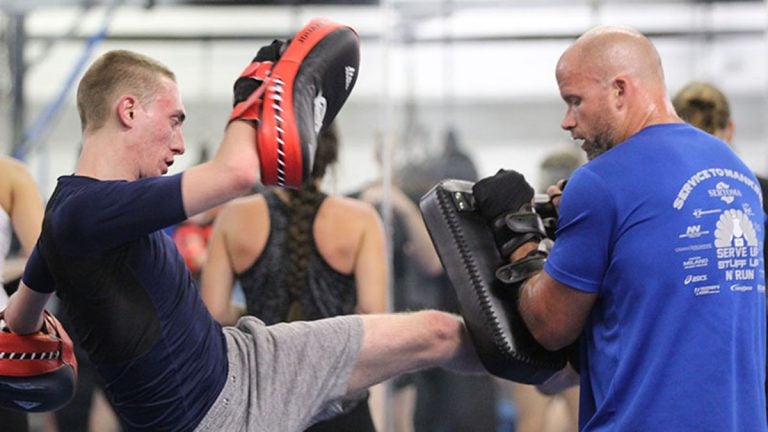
[472,169,544,261]
[473,169,535,223]
[232,39,287,108]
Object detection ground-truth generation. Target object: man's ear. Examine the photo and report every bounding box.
[117,96,138,127]
[612,77,627,109]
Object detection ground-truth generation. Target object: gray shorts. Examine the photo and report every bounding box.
[194,315,364,432]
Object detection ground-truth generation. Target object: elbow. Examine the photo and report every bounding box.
[518,276,583,352]
[523,308,577,352]
[227,162,258,196]
[530,325,573,352]
[234,163,258,193]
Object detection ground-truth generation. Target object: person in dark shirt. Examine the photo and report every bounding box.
[2,49,483,432]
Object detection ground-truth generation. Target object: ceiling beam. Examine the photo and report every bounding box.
[18,27,764,44]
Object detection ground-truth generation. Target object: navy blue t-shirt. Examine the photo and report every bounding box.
[24,174,227,431]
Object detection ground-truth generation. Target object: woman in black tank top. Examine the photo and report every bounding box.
[201,124,388,432]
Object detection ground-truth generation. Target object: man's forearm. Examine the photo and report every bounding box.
[518,270,594,351]
[4,281,51,334]
[517,272,556,348]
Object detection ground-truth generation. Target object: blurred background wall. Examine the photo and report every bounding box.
[3,2,767,431]
[2,0,767,198]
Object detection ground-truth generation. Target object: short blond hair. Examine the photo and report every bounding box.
[76,50,176,132]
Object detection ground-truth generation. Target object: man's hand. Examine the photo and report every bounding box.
[229,40,285,125]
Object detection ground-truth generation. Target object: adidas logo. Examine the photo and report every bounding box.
[344,66,356,91]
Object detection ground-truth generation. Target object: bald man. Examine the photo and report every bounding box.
[477,26,766,430]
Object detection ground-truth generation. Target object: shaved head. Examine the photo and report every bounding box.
[555,25,680,160]
[558,25,665,90]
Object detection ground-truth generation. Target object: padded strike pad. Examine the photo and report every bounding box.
[259,18,360,187]
[419,179,566,384]
[0,367,76,412]
[0,310,77,412]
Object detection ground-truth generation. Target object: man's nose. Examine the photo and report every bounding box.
[561,110,575,131]
[174,133,186,155]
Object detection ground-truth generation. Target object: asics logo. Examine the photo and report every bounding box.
[345,66,356,91]
[684,274,708,285]
[314,91,327,133]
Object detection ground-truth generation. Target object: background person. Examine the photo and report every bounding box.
[200,123,387,431]
[355,129,500,432]
[0,155,44,432]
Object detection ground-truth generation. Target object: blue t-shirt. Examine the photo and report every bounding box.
[24,174,227,431]
[546,124,767,431]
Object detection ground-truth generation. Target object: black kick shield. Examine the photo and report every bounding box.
[419,179,566,384]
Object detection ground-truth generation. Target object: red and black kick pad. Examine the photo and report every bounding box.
[0,310,78,412]
[259,18,360,187]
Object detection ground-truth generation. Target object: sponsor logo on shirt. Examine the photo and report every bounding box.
[714,209,758,249]
[674,243,712,253]
[708,182,742,204]
[679,224,710,239]
[684,274,708,285]
[692,208,721,218]
[694,285,720,296]
[729,284,753,292]
[683,256,708,269]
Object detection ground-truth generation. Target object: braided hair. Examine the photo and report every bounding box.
[672,81,731,137]
[283,123,340,321]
